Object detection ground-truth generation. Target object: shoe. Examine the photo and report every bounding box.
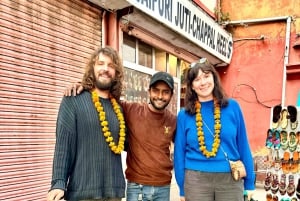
[273,130,281,149]
[290,152,299,174]
[287,174,295,197]
[272,195,278,201]
[266,129,274,148]
[282,152,290,174]
[264,172,272,191]
[266,193,272,201]
[296,131,300,152]
[272,104,282,128]
[296,178,300,199]
[279,173,287,195]
[274,150,281,171]
[271,173,279,194]
[287,105,298,130]
[289,131,298,152]
[280,130,289,150]
[280,109,289,129]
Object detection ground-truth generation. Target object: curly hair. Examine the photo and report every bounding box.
[81,46,124,100]
[184,61,228,114]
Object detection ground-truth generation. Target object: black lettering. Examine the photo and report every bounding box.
[165,0,172,22]
[227,41,232,59]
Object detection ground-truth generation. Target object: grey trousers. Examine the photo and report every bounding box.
[184,170,244,201]
[80,198,122,201]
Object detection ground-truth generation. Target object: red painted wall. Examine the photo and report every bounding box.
[219,0,300,152]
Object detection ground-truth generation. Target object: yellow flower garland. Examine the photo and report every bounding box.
[91,90,126,154]
[195,100,221,158]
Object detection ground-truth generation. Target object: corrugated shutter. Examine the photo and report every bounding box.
[0,0,102,200]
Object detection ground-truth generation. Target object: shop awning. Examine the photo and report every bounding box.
[88,0,233,66]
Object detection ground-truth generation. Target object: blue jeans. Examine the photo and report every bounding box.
[126,182,170,201]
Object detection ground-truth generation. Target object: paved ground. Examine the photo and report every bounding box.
[121,154,267,201]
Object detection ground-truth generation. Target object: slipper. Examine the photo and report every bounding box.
[273,130,281,149]
[272,104,282,128]
[282,152,290,174]
[296,178,300,199]
[287,105,298,130]
[279,173,287,195]
[280,130,289,150]
[288,131,298,152]
[287,174,296,197]
[264,172,272,191]
[266,193,272,201]
[271,173,279,194]
[291,152,299,174]
[296,131,300,152]
[266,129,274,148]
[280,109,289,129]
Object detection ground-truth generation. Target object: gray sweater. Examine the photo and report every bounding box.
[50,90,125,201]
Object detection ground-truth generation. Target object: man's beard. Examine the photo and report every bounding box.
[149,98,169,111]
[95,79,113,90]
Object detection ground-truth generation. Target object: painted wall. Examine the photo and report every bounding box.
[219,0,300,152]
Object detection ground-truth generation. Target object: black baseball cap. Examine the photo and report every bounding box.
[149,71,174,90]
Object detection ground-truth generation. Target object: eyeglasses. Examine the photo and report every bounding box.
[190,58,209,68]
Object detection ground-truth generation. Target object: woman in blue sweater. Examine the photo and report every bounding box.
[174,58,255,201]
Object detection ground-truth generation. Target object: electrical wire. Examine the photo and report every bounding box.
[231,83,277,108]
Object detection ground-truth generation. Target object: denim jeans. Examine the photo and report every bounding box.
[126,182,170,201]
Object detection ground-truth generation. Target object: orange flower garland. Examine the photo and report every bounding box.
[91,90,126,154]
[195,100,221,158]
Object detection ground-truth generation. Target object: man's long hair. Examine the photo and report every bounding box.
[184,61,228,115]
[81,46,124,100]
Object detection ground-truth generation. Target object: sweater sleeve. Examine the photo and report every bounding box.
[50,96,77,190]
[234,100,256,190]
[174,110,187,196]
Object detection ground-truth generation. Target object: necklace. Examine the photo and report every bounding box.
[91,90,126,154]
[195,99,221,158]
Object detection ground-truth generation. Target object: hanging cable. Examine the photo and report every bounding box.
[231,83,278,108]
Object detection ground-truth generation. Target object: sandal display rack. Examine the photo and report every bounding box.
[264,105,300,201]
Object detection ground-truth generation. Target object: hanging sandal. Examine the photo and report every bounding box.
[266,129,274,148]
[272,104,282,128]
[290,152,299,174]
[264,172,272,191]
[280,130,289,150]
[271,173,279,194]
[282,152,290,174]
[273,130,281,149]
[266,193,272,201]
[296,178,300,199]
[287,105,298,130]
[279,173,287,195]
[288,131,298,152]
[280,109,289,129]
[287,174,296,197]
[296,131,300,153]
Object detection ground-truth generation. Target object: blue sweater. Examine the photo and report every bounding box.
[174,99,255,196]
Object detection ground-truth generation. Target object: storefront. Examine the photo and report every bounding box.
[0,0,233,200]
[94,0,233,112]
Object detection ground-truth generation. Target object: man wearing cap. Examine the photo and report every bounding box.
[123,71,176,201]
[64,71,176,201]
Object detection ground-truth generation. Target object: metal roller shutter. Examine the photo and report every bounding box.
[0,0,102,200]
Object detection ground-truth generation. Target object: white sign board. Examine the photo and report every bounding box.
[126,0,233,63]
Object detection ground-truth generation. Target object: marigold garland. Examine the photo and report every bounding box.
[195,99,221,158]
[91,90,126,154]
